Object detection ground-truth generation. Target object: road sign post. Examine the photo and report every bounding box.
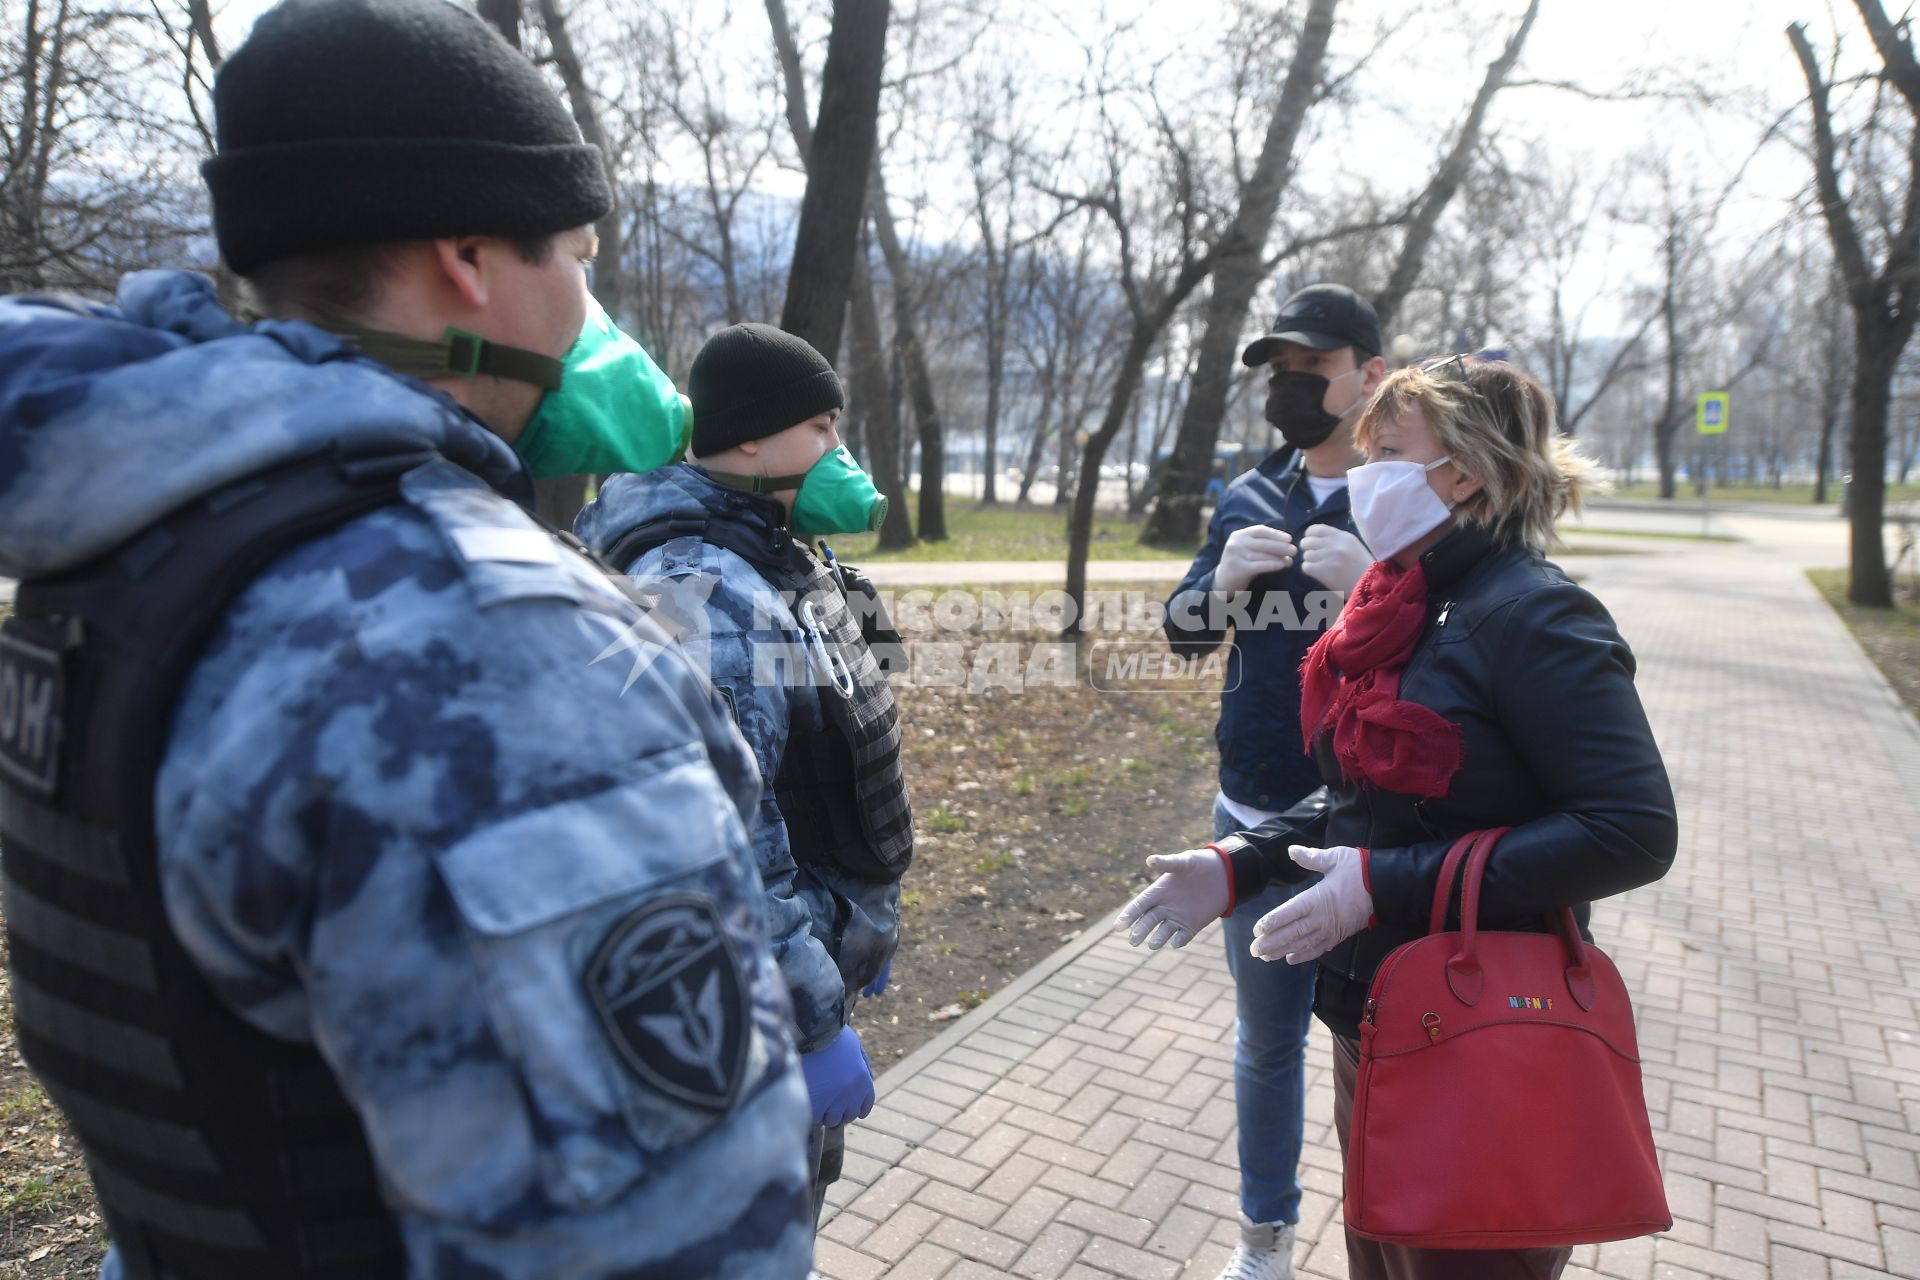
[1696,392,1729,535]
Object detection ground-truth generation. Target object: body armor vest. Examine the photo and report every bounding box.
[0,441,439,1279]
[606,511,913,884]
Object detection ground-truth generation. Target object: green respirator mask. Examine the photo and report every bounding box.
[711,445,889,537]
[341,300,691,480]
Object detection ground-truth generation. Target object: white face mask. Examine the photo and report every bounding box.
[1347,456,1455,562]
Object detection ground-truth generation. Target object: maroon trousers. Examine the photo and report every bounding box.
[1331,1034,1571,1280]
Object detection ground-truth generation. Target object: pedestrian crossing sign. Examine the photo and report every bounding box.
[1696,392,1729,435]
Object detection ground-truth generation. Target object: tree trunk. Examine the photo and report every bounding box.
[868,171,949,540]
[1016,377,1057,503]
[530,0,624,534]
[535,0,625,321]
[846,249,915,548]
[1065,326,1157,632]
[1815,376,1843,504]
[778,0,889,364]
[475,0,521,46]
[1139,0,1338,547]
[1655,225,1683,500]
[767,0,906,548]
[1847,324,1901,606]
[1788,9,1919,604]
[982,310,1004,504]
[1064,253,1213,635]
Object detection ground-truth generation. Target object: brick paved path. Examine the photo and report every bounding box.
[816,527,1920,1279]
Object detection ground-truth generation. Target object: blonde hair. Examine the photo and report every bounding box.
[1355,359,1598,550]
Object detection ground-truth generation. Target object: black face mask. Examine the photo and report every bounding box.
[1265,370,1347,450]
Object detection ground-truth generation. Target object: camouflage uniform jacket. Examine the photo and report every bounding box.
[577,465,902,1054]
[0,271,813,1279]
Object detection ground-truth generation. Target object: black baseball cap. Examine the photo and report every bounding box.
[1241,283,1382,366]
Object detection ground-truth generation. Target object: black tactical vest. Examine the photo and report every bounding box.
[0,441,438,1280]
[605,509,914,884]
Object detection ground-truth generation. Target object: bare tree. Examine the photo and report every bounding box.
[1370,0,1540,331]
[778,0,889,362]
[1513,156,1656,436]
[1,0,206,295]
[964,63,1024,504]
[653,8,780,326]
[868,166,952,539]
[1137,0,1336,547]
[1789,3,1920,607]
[766,0,914,547]
[1048,82,1225,637]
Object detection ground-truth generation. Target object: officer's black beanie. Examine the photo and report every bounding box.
[689,323,846,457]
[203,0,612,276]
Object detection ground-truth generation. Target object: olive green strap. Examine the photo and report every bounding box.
[342,326,564,390]
[705,469,807,494]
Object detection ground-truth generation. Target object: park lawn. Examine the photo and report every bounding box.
[1605,480,1920,506]
[829,496,1197,562]
[1564,526,1741,543]
[1807,568,1920,718]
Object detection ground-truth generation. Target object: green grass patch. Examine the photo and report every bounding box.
[969,851,1017,874]
[1807,568,1920,718]
[1563,526,1740,544]
[1554,544,1654,557]
[830,496,1196,562]
[0,1079,46,1122]
[924,805,968,834]
[3,1174,60,1214]
[1603,481,1920,506]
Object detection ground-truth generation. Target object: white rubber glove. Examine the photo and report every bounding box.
[1116,849,1231,950]
[1298,525,1373,596]
[1250,845,1372,964]
[1213,525,1296,596]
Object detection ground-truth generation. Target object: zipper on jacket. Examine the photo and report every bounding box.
[1436,600,1453,626]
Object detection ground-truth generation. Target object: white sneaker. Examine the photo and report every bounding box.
[1214,1215,1295,1280]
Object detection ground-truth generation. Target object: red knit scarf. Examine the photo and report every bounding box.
[1298,560,1463,799]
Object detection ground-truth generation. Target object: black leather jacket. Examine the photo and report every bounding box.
[1213,525,1679,1038]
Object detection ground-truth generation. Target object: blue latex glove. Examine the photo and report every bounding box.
[862,962,891,999]
[800,1027,876,1129]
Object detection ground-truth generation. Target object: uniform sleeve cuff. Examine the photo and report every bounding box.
[1360,846,1378,930]
[1205,843,1236,917]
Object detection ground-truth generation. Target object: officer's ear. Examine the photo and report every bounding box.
[428,236,493,311]
[1360,353,1389,394]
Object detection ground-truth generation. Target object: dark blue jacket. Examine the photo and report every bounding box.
[1163,446,1358,810]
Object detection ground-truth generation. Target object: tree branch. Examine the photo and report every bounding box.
[1789,21,1875,295]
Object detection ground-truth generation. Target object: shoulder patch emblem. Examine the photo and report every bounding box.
[585,894,749,1112]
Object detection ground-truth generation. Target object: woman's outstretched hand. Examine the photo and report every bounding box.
[1116,849,1230,950]
[1250,845,1372,963]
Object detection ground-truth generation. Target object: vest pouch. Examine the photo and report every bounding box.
[774,579,913,885]
[427,742,776,1213]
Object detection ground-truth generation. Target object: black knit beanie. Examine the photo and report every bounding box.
[689,323,846,456]
[203,0,612,276]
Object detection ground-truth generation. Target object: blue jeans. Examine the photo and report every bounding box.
[1215,795,1317,1226]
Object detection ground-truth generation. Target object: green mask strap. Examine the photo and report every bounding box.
[705,469,809,496]
[341,326,564,390]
